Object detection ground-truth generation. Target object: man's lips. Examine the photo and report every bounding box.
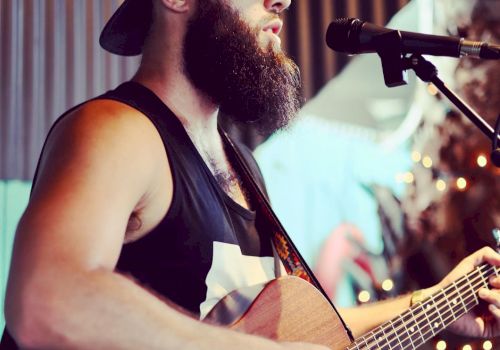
[262,19,283,35]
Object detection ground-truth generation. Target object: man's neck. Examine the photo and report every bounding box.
[132,60,219,140]
[132,58,230,180]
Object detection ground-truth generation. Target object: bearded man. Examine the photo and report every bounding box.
[3,0,500,349]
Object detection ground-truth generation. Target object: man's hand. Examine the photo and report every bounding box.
[434,247,500,338]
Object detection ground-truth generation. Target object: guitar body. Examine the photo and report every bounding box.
[206,264,497,350]
[206,276,352,350]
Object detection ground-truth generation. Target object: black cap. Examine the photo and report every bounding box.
[99,0,153,56]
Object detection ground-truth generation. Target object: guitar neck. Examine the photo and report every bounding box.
[349,264,499,350]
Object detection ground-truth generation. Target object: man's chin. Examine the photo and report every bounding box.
[268,42,282,54]
[258,35,282,53]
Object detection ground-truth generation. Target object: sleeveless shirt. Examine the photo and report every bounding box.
[1,81,282,348]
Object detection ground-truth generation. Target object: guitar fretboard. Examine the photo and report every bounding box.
[348,263,499,350]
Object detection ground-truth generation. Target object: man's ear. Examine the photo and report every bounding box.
[159,0,190,13]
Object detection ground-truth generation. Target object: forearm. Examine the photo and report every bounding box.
[7,267,280,350]
[339,286,438,338]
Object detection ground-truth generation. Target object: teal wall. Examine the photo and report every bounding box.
[1,181,31,332]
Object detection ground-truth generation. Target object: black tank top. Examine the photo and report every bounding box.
[1,82,280,348]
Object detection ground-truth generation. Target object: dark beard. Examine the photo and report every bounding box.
[183,0,303,134]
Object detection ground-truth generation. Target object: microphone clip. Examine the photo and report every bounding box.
[373,29,409,87]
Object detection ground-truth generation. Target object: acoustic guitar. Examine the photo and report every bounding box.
[206,263,498,349]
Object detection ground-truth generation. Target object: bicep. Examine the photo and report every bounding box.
[10,101,160,277]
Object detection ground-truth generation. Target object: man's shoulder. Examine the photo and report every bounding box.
[63,98,152,131]
[49,98,163,150]
[39,97,167,179]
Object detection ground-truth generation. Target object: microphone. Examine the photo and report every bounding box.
[326,18,500,60]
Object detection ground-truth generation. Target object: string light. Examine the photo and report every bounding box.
[403,172,415,184]
[436,179,447,192]
[411,151,422,163]
[483,340,493,350]
[358,291,371,303]
[422,156,433,168]
[477,154,488,168]
[436,340,447,350]
[462,344,472,350]
[456,177,468,191]
[381,279,394,292]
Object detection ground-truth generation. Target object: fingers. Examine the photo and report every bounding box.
[470,247,500,267]
[479,276,500,320]
[488,304,500,319]
[490,275,500,289]
[439,247,500,292]
[482,276,500,308]
[478,288,500,308]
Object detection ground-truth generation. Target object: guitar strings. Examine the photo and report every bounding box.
[354,264,495,350]
[358,264,495,350]
[350,264,498,350]
[386,293,485,350]
[389,265,494,345]
[402,296,482,349]
[353,264,491,350]
[357,295,482,350]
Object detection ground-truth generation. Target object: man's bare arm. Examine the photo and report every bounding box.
[340,247,500,338]
[339,293,415,338]
[4,100,320,350]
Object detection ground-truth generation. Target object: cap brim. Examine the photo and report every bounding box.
[99,0,152,56]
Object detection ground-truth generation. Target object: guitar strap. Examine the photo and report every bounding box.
[221,129,354,341]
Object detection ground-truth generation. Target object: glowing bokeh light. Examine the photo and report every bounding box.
[456,177,467,190]
[483,340,493,350]
[422,156,433,168]
[436,179,447,192]
[358,291,371,303]
[382,279,394,292]
[411,151,422,163]
[477,155,488,168]
[403,172,415,184]
[436,340,447,350]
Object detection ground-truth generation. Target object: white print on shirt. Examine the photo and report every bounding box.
[199,241,277,319]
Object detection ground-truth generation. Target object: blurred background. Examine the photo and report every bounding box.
[1,0,499,349]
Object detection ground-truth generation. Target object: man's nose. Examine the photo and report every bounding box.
[264,0,291,14]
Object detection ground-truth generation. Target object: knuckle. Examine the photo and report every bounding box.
[479,246,492,255]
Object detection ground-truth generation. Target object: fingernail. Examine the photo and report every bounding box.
[479,289,488,297]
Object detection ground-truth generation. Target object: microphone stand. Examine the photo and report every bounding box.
[373,29,500,168]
